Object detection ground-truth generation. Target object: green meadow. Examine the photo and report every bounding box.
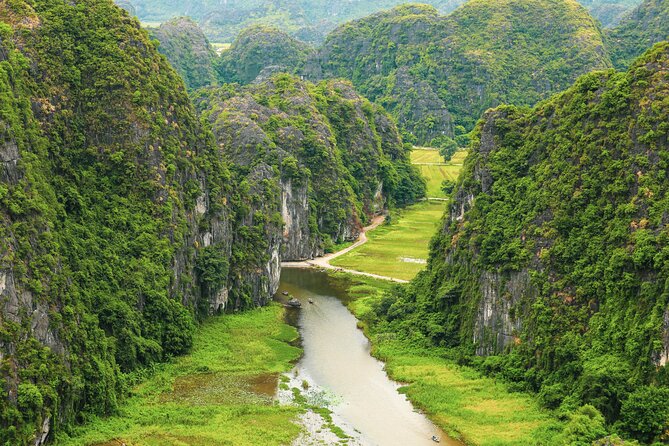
[410,147,446,164]
[57,306,302,446]
[330,200,446,281]
[330,148,467,281]
[417,164,463,198]
[410,148,466,198]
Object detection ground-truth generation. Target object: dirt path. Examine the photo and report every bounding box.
[281,214,409,284]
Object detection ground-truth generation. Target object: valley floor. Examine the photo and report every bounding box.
[56,146,562,446]
[330,200,445,281]
[328,148,464,281]
[57,306,303,446]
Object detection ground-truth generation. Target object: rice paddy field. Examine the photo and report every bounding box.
[410,148,467,198]
[330,200,446,281]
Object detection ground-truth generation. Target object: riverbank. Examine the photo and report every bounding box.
[57,306,303,446]
[282,214,409,283]
[325,271,564,446]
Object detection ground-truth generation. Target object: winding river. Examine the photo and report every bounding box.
[278,267,459,446]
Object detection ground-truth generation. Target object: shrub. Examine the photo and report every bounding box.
[618,386,669,443]
[560,405,608,446]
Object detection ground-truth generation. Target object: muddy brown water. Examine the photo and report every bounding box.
[279,268,461,446]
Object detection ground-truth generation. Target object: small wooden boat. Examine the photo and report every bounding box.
[432,436,440,443]
[308,298,314,304]
[282,291,289,296]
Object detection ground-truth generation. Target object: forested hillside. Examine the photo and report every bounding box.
[373,42,669,443]
[308,0,611,145]
[607,0,669,69]
[214,26,314,85]
[116,0,640,44]
[141,1,667,150]
[148,17,217,89]
[0,0,421,443]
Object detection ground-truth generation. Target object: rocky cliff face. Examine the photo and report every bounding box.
[473,270,529,356]
[195,75,425,264]
[661,308,669,367]
[281,177,321,259]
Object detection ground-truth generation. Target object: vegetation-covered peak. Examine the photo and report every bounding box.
[117,0,640,43]
[149,16,217,89]
[215,25,314,85]
[376,40,669,444]
[1,0,252,441]
[606,0,669,69]
[312,0,611,145]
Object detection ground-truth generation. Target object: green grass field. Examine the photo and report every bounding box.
[418,164,463,198]
[410,147,445,164]
[329,148,467,280]
[450,150,468,164]
[330,201,445,281]
[330,273,563,446]
[411,148,467,198]
[58,306,303,446]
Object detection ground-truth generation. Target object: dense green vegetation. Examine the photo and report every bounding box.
[116,0,641,44]
[215,25,314,85]
[371,42,669,444]
[0,0,425,445]
[57,305,303,446]
[606,0,669,69]
[4,0,669,443]
[310,0,612,145]
[148,17,218,89]
[0,0,422,443]
[133,2,667,152]
[0,0,231,441]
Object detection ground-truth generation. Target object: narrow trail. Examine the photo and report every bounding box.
[281,214,410,284]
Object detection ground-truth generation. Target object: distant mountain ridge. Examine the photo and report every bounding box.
[147,0,669,147]
[606,0,669,69]
[304,0,612,144]
[116,0,641,44]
